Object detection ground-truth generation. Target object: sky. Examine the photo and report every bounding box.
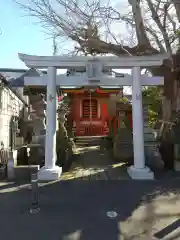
[0,0,53,69]
[0,0,131,95]
[0,0,130,73]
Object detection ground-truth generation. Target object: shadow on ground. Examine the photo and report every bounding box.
[62,146,129,180]
[1,143,180,239]
[64,145,180,181]
[1,178,180,239]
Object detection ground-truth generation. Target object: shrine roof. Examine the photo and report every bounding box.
[0,73,28,106]
[0,68,46,81]
[0,68,46,105]
[0,68,46,87]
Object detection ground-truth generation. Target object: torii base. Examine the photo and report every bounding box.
[127,165,154,180]
[38,165,62,181]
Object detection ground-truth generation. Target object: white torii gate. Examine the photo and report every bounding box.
[19,53,168,181]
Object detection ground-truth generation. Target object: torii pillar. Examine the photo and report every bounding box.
[37,67,62,180]
[127,67,154,179]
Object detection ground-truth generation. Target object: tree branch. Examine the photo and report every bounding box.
[128,0,151,46]
[146,0,172,55]
[172,0,180,22]
[145,27,166,52]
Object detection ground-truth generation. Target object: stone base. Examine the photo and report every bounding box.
[7,151,18,180]
[38,165,62,181]
[174,161,180,171]
[13,165,40,180]
[127,165,154,180]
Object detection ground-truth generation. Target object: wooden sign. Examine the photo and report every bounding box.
[118,111,125,117]
[116,102,132,111]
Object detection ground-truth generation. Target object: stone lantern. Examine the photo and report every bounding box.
[27,94,47,165]
[57,102,69,128]
[30,94,46,143]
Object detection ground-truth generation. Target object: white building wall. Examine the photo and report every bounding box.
[0,86,24,150]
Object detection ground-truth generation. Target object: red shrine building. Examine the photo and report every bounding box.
[63,87,132,137]
[60,68,133,137]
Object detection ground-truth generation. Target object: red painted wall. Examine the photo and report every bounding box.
[69,91,132,137]
[69,93,110,136]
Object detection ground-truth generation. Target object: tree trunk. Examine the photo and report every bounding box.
[128,0,150,46]
[150,55,180,122]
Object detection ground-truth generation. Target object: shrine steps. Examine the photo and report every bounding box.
[74,136,105,147]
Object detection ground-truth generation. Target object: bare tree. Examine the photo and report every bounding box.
[17,0,180,121]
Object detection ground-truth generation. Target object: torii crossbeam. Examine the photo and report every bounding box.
[23,74,164,87]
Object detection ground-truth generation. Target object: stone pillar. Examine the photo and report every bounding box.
[38,67,62,181]
[127,67,154,180]
[30,94,46,140]
[26,94,46,166]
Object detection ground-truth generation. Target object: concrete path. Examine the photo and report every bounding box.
[61,143,180,181]
[61,146,129,180]
[0,179,180,239]
[1,141,180,239]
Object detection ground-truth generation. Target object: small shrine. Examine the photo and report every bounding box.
[63,68,132,137]
[64,86,124,137]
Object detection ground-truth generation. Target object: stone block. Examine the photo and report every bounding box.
[38,166,62,181]
[113,128,133,161]
[127,166,154,180]
[174,160,180,171]
[0,165,6,179]
[7,150,18,180]
[28,145,45,165]
[14,165,40,181]
[17,147,29,165]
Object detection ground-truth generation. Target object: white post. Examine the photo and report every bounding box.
[38,67,62,181]
[98,102,101,119]
[132,67,145,168]
[127,67,154,180]
[45,67,57,168]
[80,100,82,118]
